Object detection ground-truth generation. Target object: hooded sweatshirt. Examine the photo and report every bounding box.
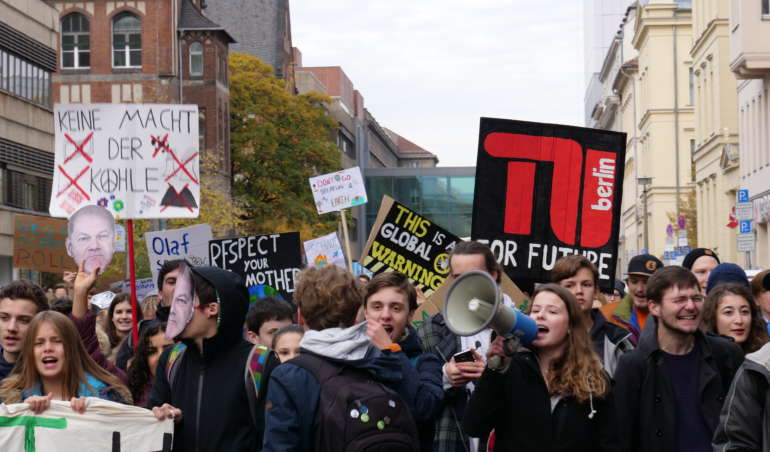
[263,322,420,452]
[148,267,266,452]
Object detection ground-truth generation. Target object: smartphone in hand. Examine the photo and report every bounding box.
[453,350,476,363]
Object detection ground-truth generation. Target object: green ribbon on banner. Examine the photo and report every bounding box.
[0,416,67,452]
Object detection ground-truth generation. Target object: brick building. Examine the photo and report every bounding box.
[47,0,234,181]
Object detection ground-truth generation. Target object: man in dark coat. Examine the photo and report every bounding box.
[614,266,743,452]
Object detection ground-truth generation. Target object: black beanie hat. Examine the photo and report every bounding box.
[682,248,720,270]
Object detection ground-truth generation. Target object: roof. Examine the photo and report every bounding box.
[178,0,235,42]
[384,128,438,160]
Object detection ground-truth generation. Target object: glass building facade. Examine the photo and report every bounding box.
[363,167,476,240]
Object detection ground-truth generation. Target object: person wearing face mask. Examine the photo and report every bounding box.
[462,284,618,452]
[700,283,768,355]
[552,255,634,378]
[613,266,744,452]
[363,272,443,452]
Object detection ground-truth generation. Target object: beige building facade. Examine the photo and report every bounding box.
[730,0,770,268]
[691,0,740,263]
[631,1,695,260]
[0,0,58,284]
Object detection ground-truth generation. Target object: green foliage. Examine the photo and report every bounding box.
[229,52,341,236]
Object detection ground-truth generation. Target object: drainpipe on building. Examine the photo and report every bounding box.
[619,25,641,258]
[673,22,681,220]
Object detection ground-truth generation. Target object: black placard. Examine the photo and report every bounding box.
[472,118,626,291]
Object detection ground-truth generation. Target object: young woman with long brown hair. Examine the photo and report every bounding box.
[0,311,131,413]
[701,282,769,354]
[463,283,618,452]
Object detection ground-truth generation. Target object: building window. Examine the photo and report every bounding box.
[189,42,203,77]
[688,67,695,105]
[1,167,51,212]
[61,13,90,69]
[112,12,141,68]
[763,0,769,16]
[0,48,51,107]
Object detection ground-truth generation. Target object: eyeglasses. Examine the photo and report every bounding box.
[663,295,705,305]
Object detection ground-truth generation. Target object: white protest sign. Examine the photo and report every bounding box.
[89,291,115,310]
[309,167,367,214]
[113,223,126,253]
[304,232,346,268]
[145,224,212,286]
[122,277,157,301]
[50,104,200,219]
[0,398,173,452]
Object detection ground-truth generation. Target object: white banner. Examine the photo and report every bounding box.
[304,232,346,268]
[121,277,157,302]
[145,224,212,286]
[309,167,367,214]
[51,104,200,219]
[0,398,173,452]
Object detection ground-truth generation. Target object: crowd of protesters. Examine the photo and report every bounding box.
[2,244,770,451]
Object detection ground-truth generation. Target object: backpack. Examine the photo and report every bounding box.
[165,343,273,428]
[291,352,419,452]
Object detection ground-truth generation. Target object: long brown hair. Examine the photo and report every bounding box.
[702,283,769,354]
[526,283,608,402]
[106,293,142,348]
[0,311,131,403]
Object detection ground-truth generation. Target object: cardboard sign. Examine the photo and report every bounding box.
[13,214,74,273]
[121,277,157,302]
[309,167,367,214]
[360,196,460,297]
[145,224,212,286]
[0,398,173,452]
[304,232,346,268]
[472,118,626,291]
[50,104,200,219]
[209,232,302,303]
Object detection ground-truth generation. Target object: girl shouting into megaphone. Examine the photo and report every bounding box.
[462,284,619,452]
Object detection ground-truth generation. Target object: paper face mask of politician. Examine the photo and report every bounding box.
[66,205,116,275]
[166,263,196,340]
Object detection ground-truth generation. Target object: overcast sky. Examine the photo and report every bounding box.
[290,0,585,167]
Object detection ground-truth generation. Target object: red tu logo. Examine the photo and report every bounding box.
[483,132,617,248]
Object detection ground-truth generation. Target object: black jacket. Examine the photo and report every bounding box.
[462,351,620,452]
[148,267,266,452]
[589,309,634,378]
[613,322,744,452]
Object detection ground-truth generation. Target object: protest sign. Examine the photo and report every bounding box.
[113,223,126,253]
[309,166,367,214]
[304,232,346,268]
[360,196,459,297]
[145,224,212,285]
[13,214,74,273]
[209,232,302,303]
[121,277,157,301]
[90,291,116,310]
[472,118,626,291]
[50,103,200,219]
[0,398,173,452]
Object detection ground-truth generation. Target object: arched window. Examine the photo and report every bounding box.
[61,13,90,69]
[112,12,141,68]
[189,42,203,76]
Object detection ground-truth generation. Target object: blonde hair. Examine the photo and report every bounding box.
[527,283,608,403]
[0,311,131,403]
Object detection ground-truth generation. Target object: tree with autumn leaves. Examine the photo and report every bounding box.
[229,51,341,235]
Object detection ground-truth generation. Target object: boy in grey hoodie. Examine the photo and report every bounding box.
[262,265,419,452]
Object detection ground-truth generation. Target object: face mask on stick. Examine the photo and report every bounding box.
[165,263,195,340]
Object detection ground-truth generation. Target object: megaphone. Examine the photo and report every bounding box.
[443,270,538,344]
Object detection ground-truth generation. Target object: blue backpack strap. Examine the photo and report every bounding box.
[165,343,187,388]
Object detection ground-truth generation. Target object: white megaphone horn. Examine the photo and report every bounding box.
[443,270,538,344]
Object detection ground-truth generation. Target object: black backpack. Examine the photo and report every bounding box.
[291,352,419,452]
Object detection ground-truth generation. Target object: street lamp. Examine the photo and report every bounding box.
[637,177,652,253]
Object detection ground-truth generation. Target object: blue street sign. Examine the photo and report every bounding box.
[740,220,752,234]
[683,246,692,255]
[738,189,749,203]
[664,251,671,260]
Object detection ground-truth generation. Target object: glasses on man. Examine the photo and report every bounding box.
[664,294,705,305]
